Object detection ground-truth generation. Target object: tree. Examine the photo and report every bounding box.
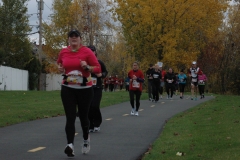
[42,0,114,73]
[0,0,32,69]
[111,0,228,71]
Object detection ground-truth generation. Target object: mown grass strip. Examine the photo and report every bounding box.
[0,90,148,127]
[142,95,240,160]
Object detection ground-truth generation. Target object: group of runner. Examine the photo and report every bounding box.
[146,61,207,102]
[103,75,124,92]
[57,29,208,158]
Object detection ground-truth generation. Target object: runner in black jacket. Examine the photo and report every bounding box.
[151,64,162,102]
[76,45,108,133]
[146,64,154,101]
[88,45,108,132]
[164,68,176,99]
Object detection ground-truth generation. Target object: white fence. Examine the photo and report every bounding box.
[0,66,62,91]
[46,74,62,91]
[0,66,28,91]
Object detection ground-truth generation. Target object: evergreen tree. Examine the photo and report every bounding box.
[0,0,32,69]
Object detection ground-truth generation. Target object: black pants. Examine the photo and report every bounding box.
[120,85,123,90]
[104,84,108,91]
[179,83,186,93]
[61,86,93,143]
[159,82,164,95]
[198,85,205,95]
[159,86,163,95]
[166,83,175,97]
[129,90,142,111]
[109,84,114,92]
[147,80,153,99]
[89,88,102,129]
[126,85,129,91]
[152,82,160,101]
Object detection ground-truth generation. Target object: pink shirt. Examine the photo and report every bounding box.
[198,74,207,81]
[57,46,101,87]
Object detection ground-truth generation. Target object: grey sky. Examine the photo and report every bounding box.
[27,0,53,43]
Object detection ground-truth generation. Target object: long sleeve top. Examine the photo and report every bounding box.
[128,69,144,91]
[57,46,101,88]
[91,59,108,89]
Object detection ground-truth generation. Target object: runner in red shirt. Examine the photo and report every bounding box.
[103,77,109,92]
[57,29,101,156]
[159,66,166,99]
[118,77,124,90]
[114,75,119,91]
[128,62,144,116]
[109,76,115,92]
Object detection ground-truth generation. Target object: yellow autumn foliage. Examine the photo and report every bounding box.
[111,0,228,71]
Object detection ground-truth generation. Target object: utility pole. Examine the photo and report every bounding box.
[37,0,44,90]
[38,0,43,63]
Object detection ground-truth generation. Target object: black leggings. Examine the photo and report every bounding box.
[166,84,175,97]
[159,86,163,95]
[129,90,142,111]
[89,88,102,129]
[198,85,205,95]
[109,84,114,92]
[61,86,93,143]
[152,83,160,101]
[179,83,186,93]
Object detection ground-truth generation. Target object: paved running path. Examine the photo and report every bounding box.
[0,95,214,160]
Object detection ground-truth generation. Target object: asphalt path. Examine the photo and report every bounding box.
[0,95,214,160]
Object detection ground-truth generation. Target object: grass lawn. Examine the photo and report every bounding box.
[142,95,240,160]
[0,90,148,127]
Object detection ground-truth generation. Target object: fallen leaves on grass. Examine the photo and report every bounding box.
[176,152,186,156]
[174,132,179,136]
[144,144,153,155]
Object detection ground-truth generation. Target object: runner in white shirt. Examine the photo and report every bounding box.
[189,61,200,100]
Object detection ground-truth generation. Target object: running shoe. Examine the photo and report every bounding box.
[94,127,100,132]
[64,143,74,157]
[131,108,135,115]
[149,98,152,101]
[191,97,194,100]
[160,95,163,99]
[135,111,139,116]
[89,129,94,133]
[203,95,205,98]
[195,97,197,101]
[82,139,90,154]
[152,99,155,102]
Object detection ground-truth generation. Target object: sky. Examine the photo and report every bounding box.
[27,0,53,43]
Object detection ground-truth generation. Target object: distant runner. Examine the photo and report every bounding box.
[189,61,200,100]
